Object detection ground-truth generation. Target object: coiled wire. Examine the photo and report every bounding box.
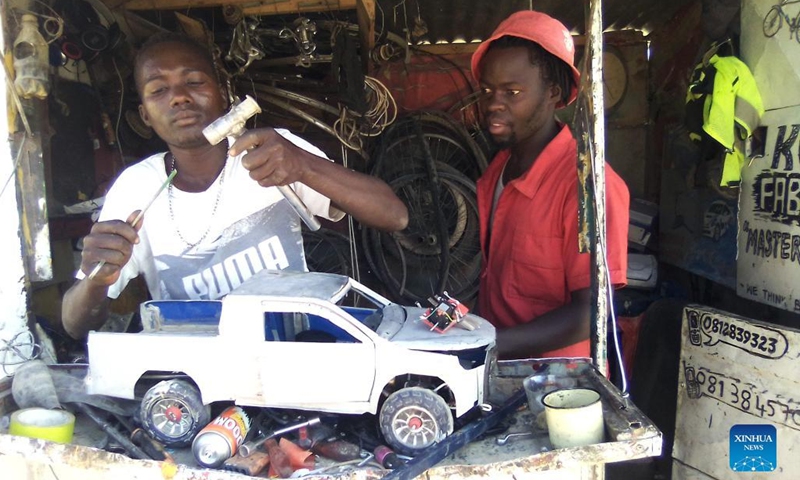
[333,76,397,153]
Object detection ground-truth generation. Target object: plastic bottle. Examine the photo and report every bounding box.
[13,14,49,99]
[374,445,404,469]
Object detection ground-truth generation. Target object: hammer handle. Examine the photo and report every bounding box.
[204,96,321,232]
[278,185,321,231]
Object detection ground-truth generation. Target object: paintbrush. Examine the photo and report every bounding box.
[86,169,177,280]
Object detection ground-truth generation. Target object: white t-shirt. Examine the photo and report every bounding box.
[83,129,344,301]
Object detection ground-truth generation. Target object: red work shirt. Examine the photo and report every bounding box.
[476,124,630,358]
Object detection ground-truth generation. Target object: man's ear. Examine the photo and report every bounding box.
[549,83,563,104]
[138,104,151,127]
[550,83,568,109]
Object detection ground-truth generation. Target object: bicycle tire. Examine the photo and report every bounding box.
[250,84,340,116]
[374,113,488,179]
[379,133,476,182]
[414,111,488,174]
[360,220,405,297]
[763,6,783,37]
[365,168,480,303]
[795,11,800,44]
[252,93,368,158]
[303,228,352,277]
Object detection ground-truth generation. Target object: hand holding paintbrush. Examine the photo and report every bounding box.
[85,170,177,281]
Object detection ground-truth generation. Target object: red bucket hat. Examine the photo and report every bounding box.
[471,10,581,106]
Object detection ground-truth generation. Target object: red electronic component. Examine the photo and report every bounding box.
[420,292,469,333]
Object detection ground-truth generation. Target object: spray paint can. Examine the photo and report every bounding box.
[192,406,252,468]
[374,445,404,469]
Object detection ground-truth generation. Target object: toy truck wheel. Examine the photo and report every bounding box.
[140,379,210,447]
[379,387,454,455]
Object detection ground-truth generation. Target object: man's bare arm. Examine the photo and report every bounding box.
[495,288,592,359]
[62,280,112,339]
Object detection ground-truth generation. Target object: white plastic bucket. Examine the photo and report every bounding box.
[542,388,604,448]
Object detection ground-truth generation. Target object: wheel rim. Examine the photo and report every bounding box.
[763,8,781,37]
[390,405,441,449]
[150,398,194,439]
[394,177,468,255]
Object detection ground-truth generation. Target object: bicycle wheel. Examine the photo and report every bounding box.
[365,168,481,304]
[763,7,783,37]
[381,133,477,181]
[303,228,351,276]
[372,113,487,182]
[795,11,800,44]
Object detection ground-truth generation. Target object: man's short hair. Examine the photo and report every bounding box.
[133,33,218,95]
[485,36,575,106]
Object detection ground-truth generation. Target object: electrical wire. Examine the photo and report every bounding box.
[0,135,28,201]
[12,3,64,44]
[341,145,361,285]
[0,51,35,200]
[411,47,479,126]
[333,76,397,153]
[1,329,41,376]
[590,155,628,395]
[111,57,127,167]
[573,84,627,392]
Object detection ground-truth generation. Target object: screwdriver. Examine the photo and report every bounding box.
[86,169,177,280]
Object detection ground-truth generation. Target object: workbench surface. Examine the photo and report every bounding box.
[0,359,661,480]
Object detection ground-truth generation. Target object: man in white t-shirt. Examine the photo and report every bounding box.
[62,34,408,339]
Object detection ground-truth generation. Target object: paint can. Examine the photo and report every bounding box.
[192,406,251,468]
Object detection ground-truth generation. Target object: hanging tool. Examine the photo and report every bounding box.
[495,431,534,446]
[202,95,321,231]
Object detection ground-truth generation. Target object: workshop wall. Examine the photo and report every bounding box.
[13,2,659,344]
[8,0,779,365]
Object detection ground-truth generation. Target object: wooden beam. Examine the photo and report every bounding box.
[107,0,357,14]
[355,0,374,70]
[242,0,356,16]
[413,43,478,56]
[106,0,243,10]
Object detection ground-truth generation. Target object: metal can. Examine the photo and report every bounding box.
[191,406,251,468]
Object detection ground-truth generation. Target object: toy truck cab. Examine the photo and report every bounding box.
[86,270,496,454]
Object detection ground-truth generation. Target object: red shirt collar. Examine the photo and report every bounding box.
[491,123,575,199]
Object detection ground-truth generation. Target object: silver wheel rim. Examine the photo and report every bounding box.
[150,398,194,438]
[391,404,440,449]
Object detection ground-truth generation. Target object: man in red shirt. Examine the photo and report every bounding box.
[472,11,630,359]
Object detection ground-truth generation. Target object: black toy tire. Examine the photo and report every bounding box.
[139,379,210,447]
[379,386,454,455]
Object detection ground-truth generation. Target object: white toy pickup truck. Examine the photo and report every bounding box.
[86,270,496,454]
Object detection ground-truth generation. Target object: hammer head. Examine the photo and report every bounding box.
[203,95,262,145]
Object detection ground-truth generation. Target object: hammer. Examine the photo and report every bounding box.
[203,96,321,231]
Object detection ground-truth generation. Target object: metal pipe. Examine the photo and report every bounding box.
[577,0,609,376]
[239,417,321,457]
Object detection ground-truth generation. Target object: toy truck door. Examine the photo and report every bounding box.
[256,305,376,406]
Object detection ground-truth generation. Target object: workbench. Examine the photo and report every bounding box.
[0,359,661,480]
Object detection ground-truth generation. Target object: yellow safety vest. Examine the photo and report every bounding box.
[686,54,764,186]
